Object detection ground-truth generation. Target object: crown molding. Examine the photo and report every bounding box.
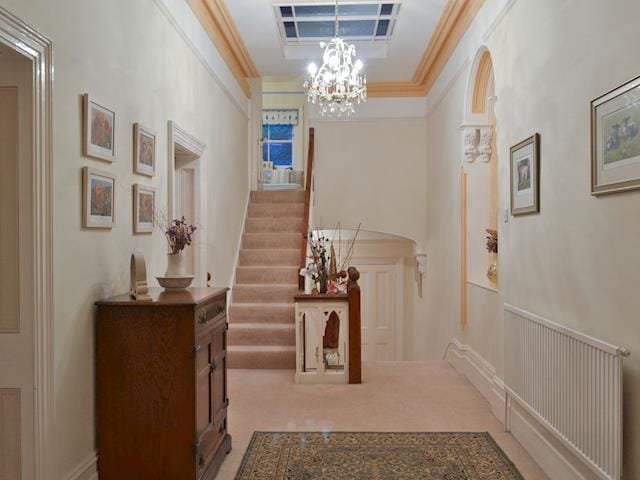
[186,0,259,97]
[187,0,484,99]
[367,81,425,98]
[368,0,485,98]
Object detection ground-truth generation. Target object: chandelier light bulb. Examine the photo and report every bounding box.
[307,63,318,76]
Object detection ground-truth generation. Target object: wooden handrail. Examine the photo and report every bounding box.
[299,128,315,291]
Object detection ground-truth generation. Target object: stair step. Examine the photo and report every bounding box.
[248,203,304,218]
[251,190,305,204]
[227,323,295,346]
[245,217,304,234]
[229,303,295,324]
[243,233,302,250]
[236,266,299,284]
[239,249,299,267]
[233,284,298,304]
[227,345,296,369]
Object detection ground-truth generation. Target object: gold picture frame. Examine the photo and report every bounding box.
[591,75,640,195]
[510,133,540,216]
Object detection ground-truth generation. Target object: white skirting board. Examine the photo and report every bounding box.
[446,339,601,480]
[61,452,98,480]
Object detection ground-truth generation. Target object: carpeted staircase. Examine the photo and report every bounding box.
[227,189,305,369]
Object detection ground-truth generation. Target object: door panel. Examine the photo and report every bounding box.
[174,165,196,276]
[0,87,19,333]
[352,263,397,361]
[0,389,20,480]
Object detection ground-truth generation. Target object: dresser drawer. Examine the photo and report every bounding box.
[195,296,226,330]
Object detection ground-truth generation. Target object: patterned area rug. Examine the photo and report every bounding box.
[235,432,524,480]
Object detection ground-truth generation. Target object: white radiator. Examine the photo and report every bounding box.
[504,304,629,480]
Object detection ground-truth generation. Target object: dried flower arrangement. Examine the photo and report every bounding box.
[161,216,197,254]
[486,228,498,254]
[300,223,361,294]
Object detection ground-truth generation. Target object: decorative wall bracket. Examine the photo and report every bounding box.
[461,124,493,163]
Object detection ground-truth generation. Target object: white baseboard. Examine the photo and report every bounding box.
[61,452,97,480]
[446,339,598,480]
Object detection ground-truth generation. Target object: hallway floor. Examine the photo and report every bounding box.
[217,362,548,479]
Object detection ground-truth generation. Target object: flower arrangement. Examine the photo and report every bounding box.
[300,224,360,294]
[485,228,498,254]
[163,216,197,255]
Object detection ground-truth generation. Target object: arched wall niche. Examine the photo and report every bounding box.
[460,46,499,327]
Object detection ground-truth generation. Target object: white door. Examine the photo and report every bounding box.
[174,160,197,276]
[354,262,397,361]
[0,52,35,480]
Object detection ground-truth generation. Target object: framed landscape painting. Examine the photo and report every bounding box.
[82,167,115,228]
[591,75,640,195]
[82,94,115,162]
[510,133,540,216]
[133,123,156,177]
[133,184,155,234]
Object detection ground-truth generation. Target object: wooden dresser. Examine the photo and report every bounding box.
[96,287,231,480]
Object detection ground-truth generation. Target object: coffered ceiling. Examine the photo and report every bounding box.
[186,0,485,97]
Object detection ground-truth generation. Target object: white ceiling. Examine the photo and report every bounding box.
[225,0,447,82]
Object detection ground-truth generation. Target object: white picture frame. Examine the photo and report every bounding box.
[133,123,156,177]
[82,166,115,228]
[133,183,155,234]
[82,93,115,162]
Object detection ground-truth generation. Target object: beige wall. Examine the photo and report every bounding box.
[0,0,249,477]
[312,119,428,249]
[423,0,640,476]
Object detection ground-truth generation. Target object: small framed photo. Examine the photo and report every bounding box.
[133,123,156,177]
[133,184,155,234]
[82,167,115,228]
[510,133,540,216]
[591,75,640,195]
[82,94,115,162]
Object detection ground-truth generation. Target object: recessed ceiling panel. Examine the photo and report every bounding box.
[275,1,401,43]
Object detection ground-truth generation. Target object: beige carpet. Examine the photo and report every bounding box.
[216,363,548,479]
[236,431,524,479]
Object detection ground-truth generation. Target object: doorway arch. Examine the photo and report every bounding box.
[460,46,498,328]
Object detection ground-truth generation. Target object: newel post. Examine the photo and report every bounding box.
[347,266,361,384]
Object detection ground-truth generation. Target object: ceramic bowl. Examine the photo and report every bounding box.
[156,276,194,291]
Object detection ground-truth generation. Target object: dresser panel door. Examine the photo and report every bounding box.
[211,320,228,425]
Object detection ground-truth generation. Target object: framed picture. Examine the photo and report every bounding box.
[510,133,540,216]
[133,123,156,176]
[133,184,155,234]
[591,75,640,195]
[82,167,115,228]
[82,94,115,162]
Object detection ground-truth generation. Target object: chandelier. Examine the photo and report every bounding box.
[304,0,367,116]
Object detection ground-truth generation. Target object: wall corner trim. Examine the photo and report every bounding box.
[446,338,594,480]
[185,0,257,97]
